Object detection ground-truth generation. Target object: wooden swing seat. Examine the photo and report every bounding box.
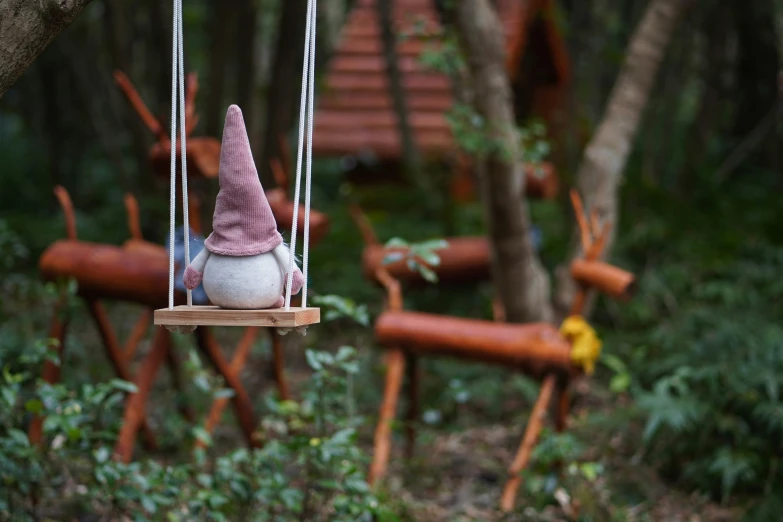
[154,306,320,328]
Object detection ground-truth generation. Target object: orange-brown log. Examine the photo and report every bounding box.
[39,240,174,309]
[368,349,406,485]
[315,110,449,131]
[271,331,291,401]
[123,194,143,241]
[325,72,450,93]
[149,137,220,180]
[500,373,556,512]
[114,325,170,463]
[452,162,559,201]
[313,131,453,158]
[267,197,330,246]
[196,326,259,449]
[318,92,453,113]
[338,37,431,57]
[122,238,168,259]
[362,236,490,284]
[113,70,167,142]
[570,259,636,301]
[53,186,77,240]
[330,55,435,76]
[375,311,576,379]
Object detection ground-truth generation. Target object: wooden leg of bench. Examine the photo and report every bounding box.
[270,330,290,401]
[500,374,556,512]
[195,328,258,448]
[195,326,258,449]
[28,303,69,444]
[114,326,170,462]
[165,334,195,422]
[369,349,406,486]
[88,300,157,450]
[555,381,569,432]
[124,308,152,362]
[492,297,506,322]
[404,353,420,460]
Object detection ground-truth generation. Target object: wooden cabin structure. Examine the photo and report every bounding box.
[312,0,570,198]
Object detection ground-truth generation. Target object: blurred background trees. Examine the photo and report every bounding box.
[1,0,783,519]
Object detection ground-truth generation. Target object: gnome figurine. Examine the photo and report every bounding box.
[182,105,304,309]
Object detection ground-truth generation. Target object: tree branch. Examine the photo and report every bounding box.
[0,0,96,97]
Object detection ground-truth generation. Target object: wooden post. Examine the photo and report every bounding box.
[114,327,171,462]
[195,328,259,448]
[28,300,69,444]
[500,374,556,512]
[404,353,420,460]
[369,349,406,485]
[196,326,259,449]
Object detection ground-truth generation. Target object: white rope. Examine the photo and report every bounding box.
[168,0,191,309]
[176,0,192,307]
[301,0,316,307]
[168,0,178,310]
[285,0,317,310]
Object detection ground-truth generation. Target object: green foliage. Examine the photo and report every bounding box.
[0,219,398,521]
[382,237,448,283]
[602,184,783,515]
[0,336,397,521]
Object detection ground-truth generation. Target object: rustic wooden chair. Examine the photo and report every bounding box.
[358,190,636,511]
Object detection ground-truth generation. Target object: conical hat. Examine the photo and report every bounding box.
[204,105,283,256]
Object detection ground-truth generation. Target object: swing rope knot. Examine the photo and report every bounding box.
[559,315,602,376]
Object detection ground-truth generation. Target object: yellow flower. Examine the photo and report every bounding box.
[560,315,602,375]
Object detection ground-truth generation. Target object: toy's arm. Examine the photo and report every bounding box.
[272,244,304,295]
[183,247,210,290]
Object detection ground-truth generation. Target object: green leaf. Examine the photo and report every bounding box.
[213,388,236,399]
[384,238,408,249]
[417,264,438,283]
[382,252,405,265]
[141,495,157,514]
[8,429,29,447]
[305,350,323,371]
[1,387,16,407]
[110,379,139,394]
[94,447,111,463]
[416,239,448,251]
[24,398,44,414]
[609,373,631,393]
[192,427,213,447]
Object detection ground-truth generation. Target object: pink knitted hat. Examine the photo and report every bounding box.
[204,105,283,256]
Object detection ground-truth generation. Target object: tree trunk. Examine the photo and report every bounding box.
[235,0,258,139]
[553,0,688,320]
[258,0,309,187]
[378,0,421,175]
[205,0,233,137]
[731,0,780,173]
[0,0,95,97]
[455,0,553,324]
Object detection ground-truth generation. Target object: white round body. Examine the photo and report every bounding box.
[202,252,283,309]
